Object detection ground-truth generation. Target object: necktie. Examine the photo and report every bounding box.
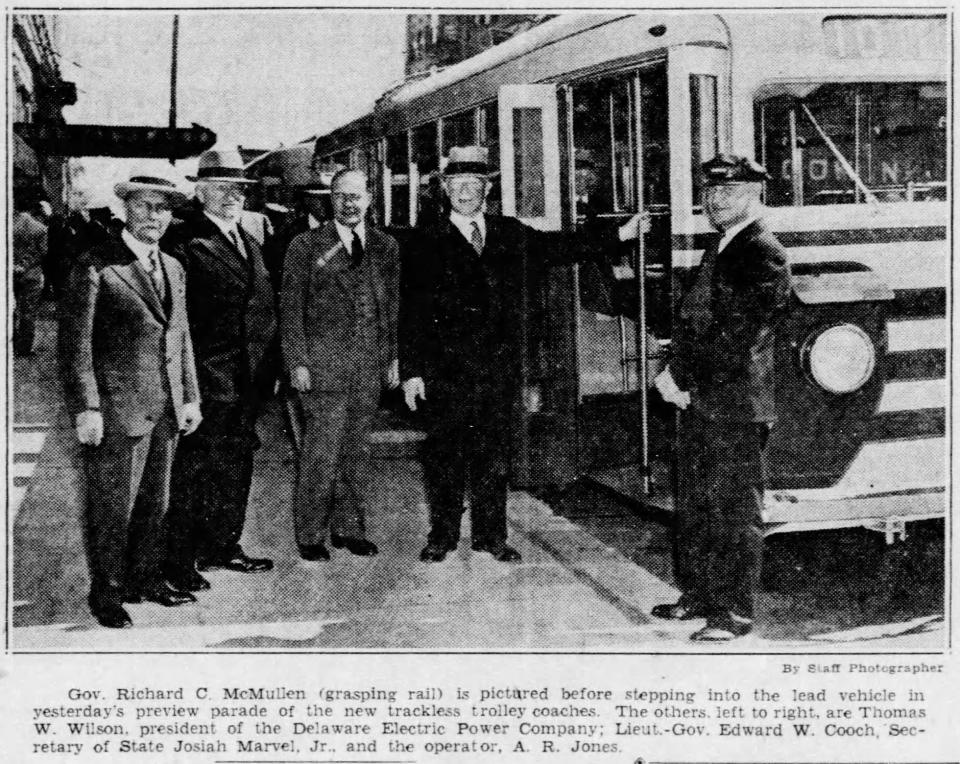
[228,227,246,259]
[351,230,364,268]
[470,221,484,255]
[147,250,166,301]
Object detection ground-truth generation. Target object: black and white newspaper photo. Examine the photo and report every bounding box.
[2,0,957,762]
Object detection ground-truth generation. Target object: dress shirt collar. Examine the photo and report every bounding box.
[307,213,323,230]
[717,214,761,253]
[449,211,485,244]
[204,211,242,241]
[334,219,365,250]
[121,227,159,270]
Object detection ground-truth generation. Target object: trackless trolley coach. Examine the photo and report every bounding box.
[269,12,948,539]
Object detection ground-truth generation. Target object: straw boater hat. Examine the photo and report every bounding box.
[187,148,257,184]
[443,145,490,177]
[114,161,188,205]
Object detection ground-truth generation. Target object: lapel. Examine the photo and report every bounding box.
[315,221,352,296]
[196,214,250,285]
[110,238,169,325]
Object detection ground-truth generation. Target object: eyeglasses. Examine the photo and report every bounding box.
[128,200,172,215]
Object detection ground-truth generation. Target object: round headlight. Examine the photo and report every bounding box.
[804,324,876,394]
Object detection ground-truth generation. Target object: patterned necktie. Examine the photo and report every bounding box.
[228,227,246,259]
[470,221,484,255]
[351,230,364,268]
[147,249,166,301]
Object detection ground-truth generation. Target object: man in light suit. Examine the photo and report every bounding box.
[652,155,791,641]
[60,163,202,628]
[281,169,400,561]
[163,149,277,590]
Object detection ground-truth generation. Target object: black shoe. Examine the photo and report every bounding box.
[165,569,211,592]
[330,534,378,556]
[420,541,451,562]
[198,551,273,573]
[299,542,330,561]
[651,600,709,621]
[690,617,753,642]
[90,601,133,629]
[471,541,521,562]
[138,585,197,607]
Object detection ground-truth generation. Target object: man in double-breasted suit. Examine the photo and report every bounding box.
[400,146,646,563]
[163,149,277,591]
[60,163,202,628]
[653,155,791,641]
[281,168,400,561]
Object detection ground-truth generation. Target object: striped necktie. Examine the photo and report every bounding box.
[146,249,166,301]
[470,221,484,255]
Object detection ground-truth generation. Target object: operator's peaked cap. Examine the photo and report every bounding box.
[702,154,771,184]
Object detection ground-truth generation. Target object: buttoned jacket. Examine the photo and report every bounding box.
[60,237,200,436]
[280,220,399,392]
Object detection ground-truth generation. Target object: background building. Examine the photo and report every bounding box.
[11,14,77,209]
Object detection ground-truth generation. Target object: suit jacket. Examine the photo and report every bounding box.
[60,237,200,437]
[280,221,399,392]
[172,211,278,403]
[399,214,618,397]
[672,218,791,423]
[263,213,313,294]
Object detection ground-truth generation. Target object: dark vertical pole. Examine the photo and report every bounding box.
[169,14,179,164]
[633,74,651,494]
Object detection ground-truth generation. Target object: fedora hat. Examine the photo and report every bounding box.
[187,148,257,184]
[443,145,490,177]
[114,161,188,204]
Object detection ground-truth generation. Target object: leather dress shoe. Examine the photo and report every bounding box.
[690,617,753,642]
[198,551,273,573]
[331,534,378,556]
[471,541,521,562]
[299,542,330,561]
[651,600,709,620]
[165,569,211,592]
[90,601,133,629]
[420,541,453,562]
[134,585,196,607]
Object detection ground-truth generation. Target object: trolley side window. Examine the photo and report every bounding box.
[690,74,719,206]
[412,122,442,226]
[756,82,947,206]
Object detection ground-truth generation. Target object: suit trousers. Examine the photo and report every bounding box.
[421,383,511,548]
[292,390,378,546]
[83,410,179,604]
[674,412,767,621]
[166,399,258,570]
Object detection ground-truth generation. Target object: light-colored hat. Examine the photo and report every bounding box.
[443,145,489,177]
[114,161,188,204]
[187,148,257,184]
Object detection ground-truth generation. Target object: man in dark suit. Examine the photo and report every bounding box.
[652,155,791,641]
[163,149,277,591]
[280,169,399,561]
[400,146,646,563]
[60,163,202,628]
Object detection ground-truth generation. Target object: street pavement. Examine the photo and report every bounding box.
[8,314,944,651]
